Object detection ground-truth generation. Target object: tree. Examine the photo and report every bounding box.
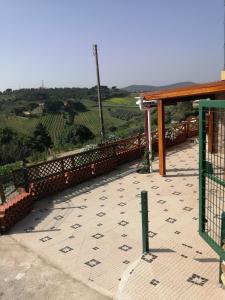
[4,88,12,94]
[0,127,31,164]
[60,124,94,145]
[30,123,52,152]
[45,100,64,113]
[64,100,87,113]
[0,127,16,144]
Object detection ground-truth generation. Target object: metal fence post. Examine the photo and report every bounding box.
[141,190,149,253]
[219,211,225,284]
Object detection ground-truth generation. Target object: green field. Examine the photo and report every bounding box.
[40,114,66,144]
[0,95,144,148]
[0,113,37,136]
[104,95,137,106]
[74,107,126,135]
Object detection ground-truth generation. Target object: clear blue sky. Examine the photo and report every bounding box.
[0,0,223,91]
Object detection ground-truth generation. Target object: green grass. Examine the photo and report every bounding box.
[104,96,136,106]
[0,113,37,136]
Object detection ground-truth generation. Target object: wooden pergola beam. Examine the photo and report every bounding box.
[157,100,166,176]
[141,81,225,101]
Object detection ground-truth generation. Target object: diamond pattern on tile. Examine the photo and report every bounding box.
[157,200,166,204]
[148,231,157,238]
[118,220,129,226]
[92,233,104,239]
[150,279,160,286]
[40,236,52,242]
[71,224,82,229]
[118,202,127,207]
[96,212,106,217]
[93,247,99,250]
[165,218,177,223]
[123,260,130,264]
[172,191,181,195]
[59,246,73,253]
[183,207,193,211]
[151,186,159,189]
[187,274,209,286]
[118,245,132,252]
[141,253,158,263]
[85,259,101,267]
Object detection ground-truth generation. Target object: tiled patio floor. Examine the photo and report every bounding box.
[10,140,225,299]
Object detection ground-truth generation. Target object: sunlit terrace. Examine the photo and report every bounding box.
[2,81,225,299]
[1,139,223,299]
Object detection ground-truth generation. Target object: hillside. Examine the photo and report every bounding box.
[0,86,198,166]
[122,82,196,93]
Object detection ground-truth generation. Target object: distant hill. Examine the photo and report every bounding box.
[122,82,196,93]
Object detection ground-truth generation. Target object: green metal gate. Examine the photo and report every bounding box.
[199,100,225,260]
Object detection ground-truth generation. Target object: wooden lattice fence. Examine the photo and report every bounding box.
[12,134,145,199]
[12,119,199,200]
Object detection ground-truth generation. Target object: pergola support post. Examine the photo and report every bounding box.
[157,100,166,176]
[145,110,150,172]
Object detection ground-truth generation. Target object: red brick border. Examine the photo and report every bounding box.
[0,192,33,234]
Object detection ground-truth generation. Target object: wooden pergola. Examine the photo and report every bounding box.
[141,80,225,176]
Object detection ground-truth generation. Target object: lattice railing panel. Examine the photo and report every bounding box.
[27,160,63,182]
[12,119,199,189]
[115,135,141,154]
[13,168,26,188]
[13,144,116,185]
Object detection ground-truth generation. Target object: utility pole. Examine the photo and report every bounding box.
[93,44,105,144]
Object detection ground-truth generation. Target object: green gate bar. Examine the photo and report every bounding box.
[219,212,225,284]
[199,102,206,233]
[199,100,225,268]
[141,190,149,253]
